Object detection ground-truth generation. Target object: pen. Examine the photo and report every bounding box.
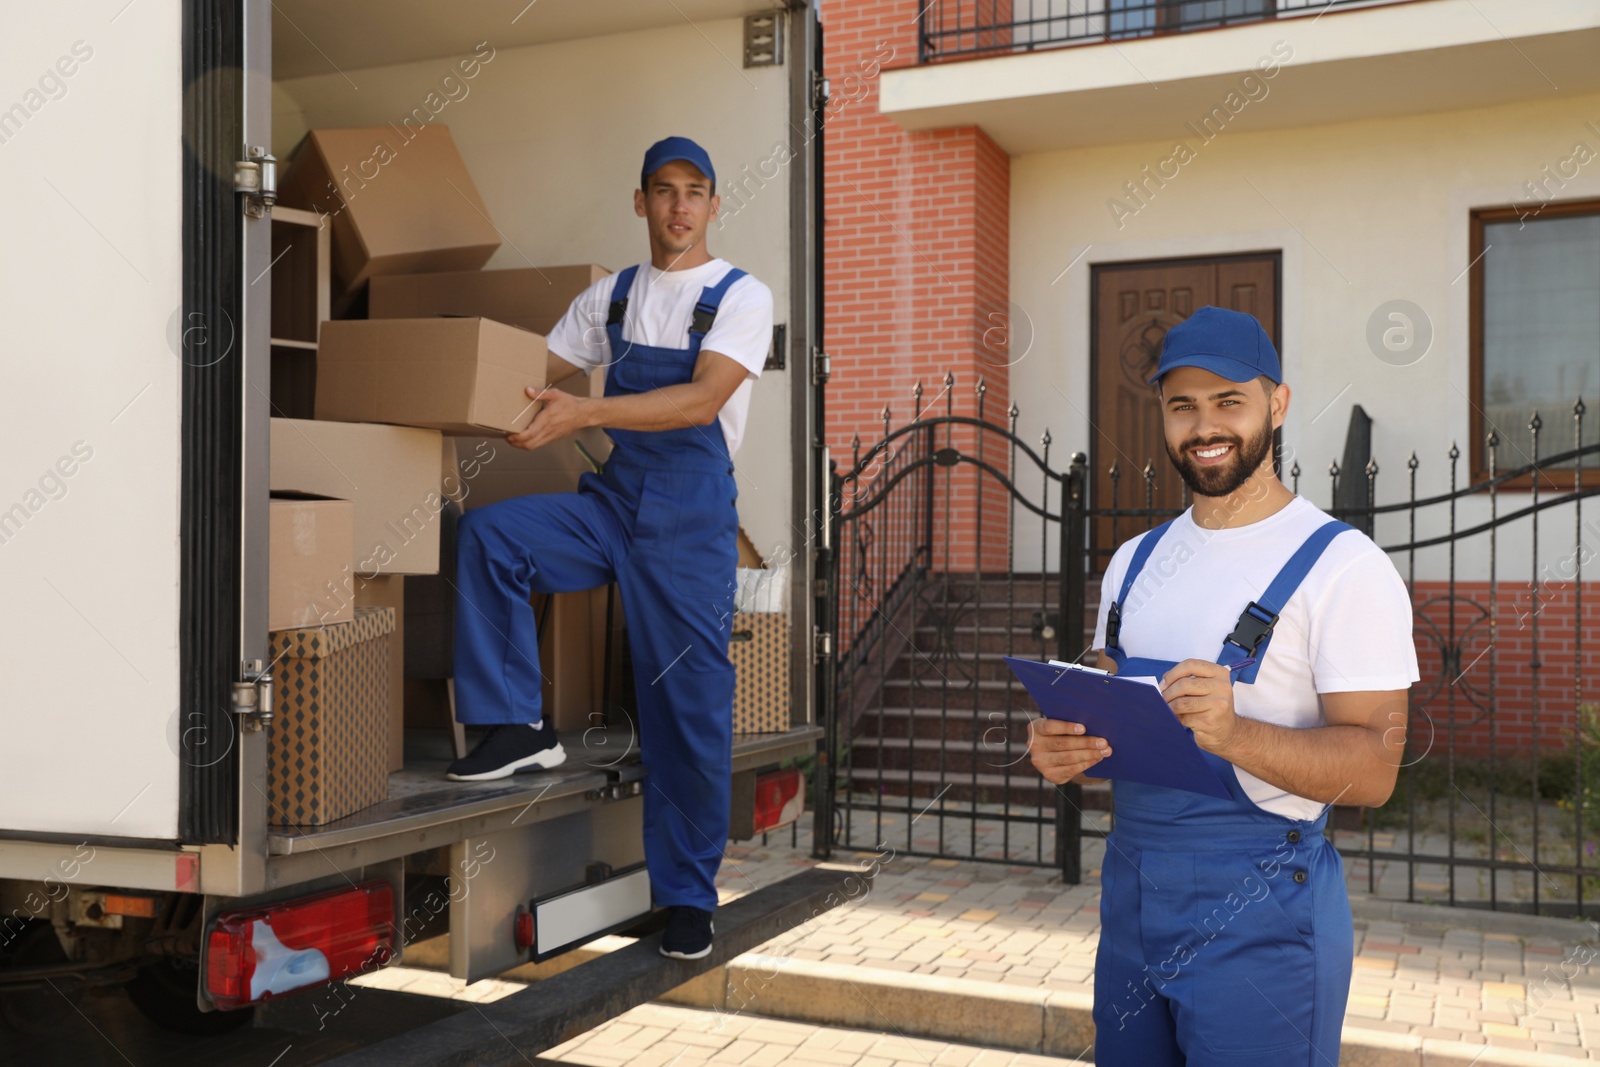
[1227,658,1257,674]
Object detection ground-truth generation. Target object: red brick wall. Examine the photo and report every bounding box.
[1408,580,1600,757]
[821,0,1012,578]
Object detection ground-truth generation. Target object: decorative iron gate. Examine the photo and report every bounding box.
[819,381,1600,917]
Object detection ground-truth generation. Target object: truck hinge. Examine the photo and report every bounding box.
[812,348,830,386]
[232,659,274,732]
[234,145,277,219]
[813,628,832,664]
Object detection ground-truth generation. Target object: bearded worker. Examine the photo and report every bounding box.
[1029,306,1418,1065]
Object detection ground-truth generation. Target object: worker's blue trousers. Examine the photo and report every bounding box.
[1093,764,1353,1065]
[452,458,738,910]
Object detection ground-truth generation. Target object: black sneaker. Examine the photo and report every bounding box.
[445,720,566,781]
[659,906,714,960]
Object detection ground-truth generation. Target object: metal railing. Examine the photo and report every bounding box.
[919,0,1395,63]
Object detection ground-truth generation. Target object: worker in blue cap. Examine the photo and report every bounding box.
[447,136,773,959]
[1029,306,1418,1064]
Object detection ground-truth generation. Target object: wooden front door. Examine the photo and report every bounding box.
[1088,254,1279,569]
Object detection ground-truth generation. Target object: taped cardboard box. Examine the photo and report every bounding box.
[354,573,406,773]
[268,493,354,631]
[277,126,500,300]
[267,606,394,826]
[317,318,546,436]
[730,612,790,733]
[270,418,443,576]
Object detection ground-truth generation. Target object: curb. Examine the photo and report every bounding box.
[408,937,1574,1065]
[1349,896,1599,942]
[703,958,1567,1066]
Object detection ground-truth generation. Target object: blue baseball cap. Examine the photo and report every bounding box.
[1148,306,1281,385]
[640,136,716,191]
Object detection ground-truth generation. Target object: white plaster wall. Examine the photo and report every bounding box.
[1009,90,1600,584]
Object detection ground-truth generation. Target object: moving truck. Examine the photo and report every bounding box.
[0,0,827,1034]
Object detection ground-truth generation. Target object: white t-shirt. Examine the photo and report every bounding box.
[544,258,774,457]
[1092,495,1420,820]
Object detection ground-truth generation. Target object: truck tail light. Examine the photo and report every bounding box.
[752,768,804,836]
[205,880,394,1011]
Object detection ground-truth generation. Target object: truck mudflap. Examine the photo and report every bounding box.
[309,865,871,1067]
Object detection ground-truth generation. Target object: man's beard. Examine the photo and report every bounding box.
[1166,413,1275,498]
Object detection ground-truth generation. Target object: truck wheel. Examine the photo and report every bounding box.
[126,960,253,1035]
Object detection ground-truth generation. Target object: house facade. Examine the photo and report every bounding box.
[818,0,1600,755]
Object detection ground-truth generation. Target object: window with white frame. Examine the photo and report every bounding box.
[1472,202,1600,483]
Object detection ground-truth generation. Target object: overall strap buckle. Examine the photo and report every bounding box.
[689,301,719,337]
[1103,519,1175,653]
[1105,602,1122,649]
[604,265,641,355]
[1224,601,1278,656]
[687,267,749,341]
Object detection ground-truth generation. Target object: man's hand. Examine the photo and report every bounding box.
[506,385,591,452]
[1028,718,1111,785]
[1160,658,1242,755]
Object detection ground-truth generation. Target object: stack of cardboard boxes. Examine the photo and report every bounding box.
[264,125,614,826]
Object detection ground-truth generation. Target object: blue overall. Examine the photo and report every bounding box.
[453,264,747,911]
[1093,518,1355,1066]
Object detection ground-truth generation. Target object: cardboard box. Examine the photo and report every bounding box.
[370,264,607,336]
[267,606,395,826]
[737,527,763,568]
[402,677,453,733]
[276,127,501,299]
[316,318,546,436]
[730,612,790,733]
[268,494,355,631]
[403,494,458,683]
[369,266,607,400]
[448,431,612,511]
[270,418,444,576]
[354,573,406,773]
[531,589,605,734]
[401,586,604,738]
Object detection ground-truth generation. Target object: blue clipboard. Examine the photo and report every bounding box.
[1004,656,1231,799]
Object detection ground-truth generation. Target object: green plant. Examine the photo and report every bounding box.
[1571,703,1600,830]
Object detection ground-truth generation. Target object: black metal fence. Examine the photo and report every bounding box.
[919,0,1391,63]
[820,382,1600,917]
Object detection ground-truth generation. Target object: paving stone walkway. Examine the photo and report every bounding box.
[716,821,1600,1062]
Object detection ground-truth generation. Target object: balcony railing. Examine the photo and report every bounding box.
[919,0,1396,62]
